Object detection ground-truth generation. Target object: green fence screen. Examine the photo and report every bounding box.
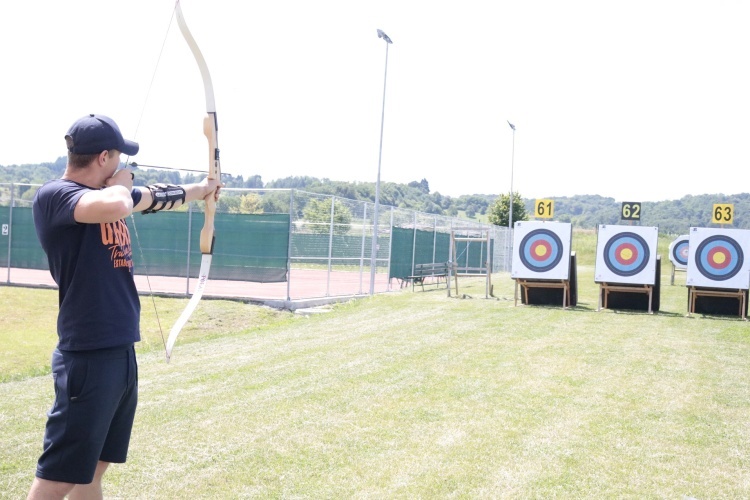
[0,206,47,269]
[389,227,492,279]
[3,205,498,286]
[2,208,290,283]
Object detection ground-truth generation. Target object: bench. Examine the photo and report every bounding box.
[407,262,450,291]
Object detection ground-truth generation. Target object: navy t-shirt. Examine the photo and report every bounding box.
[32,179,144,350]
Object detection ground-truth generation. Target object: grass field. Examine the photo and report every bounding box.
[2,233,750,497]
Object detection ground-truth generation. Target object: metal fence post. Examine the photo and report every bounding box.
[6,184,14,283]
[185,203,193,295]
[386,207,394,291]
[432,216,437,264]
[411,211,417,275]
[359,203,367,295]
[447,219,454,297]
[327,195,335,296]
[286,189,294,302]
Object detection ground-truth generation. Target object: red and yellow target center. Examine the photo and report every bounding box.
[615,243,638,265]
[530,241,552,261]
[708,247,730,269]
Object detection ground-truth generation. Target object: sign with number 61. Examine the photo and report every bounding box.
[535,199,554,219]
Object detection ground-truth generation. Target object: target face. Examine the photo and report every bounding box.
[511,221,572,280]
[687,228,750,289]
[519,229,563,272]
[604,232,650,276]
[668,235,689,268]
[595,225,658,284]
[694,236,742,280]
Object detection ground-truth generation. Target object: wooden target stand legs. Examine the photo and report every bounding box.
[597,283,654,314]
[514,279,572,309]
[688,286,747,320]
[670,263,686,285]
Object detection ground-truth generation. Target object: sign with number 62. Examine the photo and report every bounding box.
[621,202,641,221]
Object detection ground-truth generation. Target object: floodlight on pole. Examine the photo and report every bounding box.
[507,120,516,232]
[370,29,393,295]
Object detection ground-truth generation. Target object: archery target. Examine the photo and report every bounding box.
[595,225,658,285]
[511,221,572,280]
[686,227,750,289]
[668,235,689,269]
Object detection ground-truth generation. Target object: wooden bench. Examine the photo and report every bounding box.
[408,262,449,291]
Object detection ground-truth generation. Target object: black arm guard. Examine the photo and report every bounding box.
[142,184,187,214]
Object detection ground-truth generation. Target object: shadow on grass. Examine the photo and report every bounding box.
[685,313,748,322]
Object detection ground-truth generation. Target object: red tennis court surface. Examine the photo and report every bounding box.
[2,267,394,308]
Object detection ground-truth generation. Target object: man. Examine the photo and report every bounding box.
[28,114,221,499]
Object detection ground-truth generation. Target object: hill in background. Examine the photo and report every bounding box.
[2,158,747,234]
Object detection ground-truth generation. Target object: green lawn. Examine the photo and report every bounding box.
[2,250,749,497]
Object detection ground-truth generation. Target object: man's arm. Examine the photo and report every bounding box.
[73,169,135,224]
[133,176,221,213]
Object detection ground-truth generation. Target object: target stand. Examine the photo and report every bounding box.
[515,252,578,308]
[598,256,661,313]
[668,235,689,285]
[685,227,750,319]
[594,225,660,314]
[688,287,748,319]
[511,221,576,309]
[671,264,687,286]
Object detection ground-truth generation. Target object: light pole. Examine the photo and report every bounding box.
[507,120,516,231]
[506,121,516,272]
[370,29,392,295]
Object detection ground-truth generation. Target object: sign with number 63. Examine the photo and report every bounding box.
[712,204,733,225]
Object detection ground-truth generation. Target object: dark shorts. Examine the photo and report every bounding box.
[36,344,138,484]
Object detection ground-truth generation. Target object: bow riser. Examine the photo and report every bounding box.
[166,0,221,362]
[200,113,219,254]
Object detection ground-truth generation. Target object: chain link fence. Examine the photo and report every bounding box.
[1,183,511,302]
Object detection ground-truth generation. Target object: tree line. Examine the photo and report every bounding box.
[2,158,748,234]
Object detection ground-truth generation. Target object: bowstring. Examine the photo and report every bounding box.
[125,6,178,354]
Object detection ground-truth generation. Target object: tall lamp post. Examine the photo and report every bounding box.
[507,120,516,272]
[370,29,393,295]
[507,120,516,231]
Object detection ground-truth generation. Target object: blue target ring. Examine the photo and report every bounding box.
[519,229,563,273]
[603,232,650,277]
[671,239,689,267]
[694,235,743,281]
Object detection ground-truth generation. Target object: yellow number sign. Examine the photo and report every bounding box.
[712,204,733,225]
[535,199,554,219]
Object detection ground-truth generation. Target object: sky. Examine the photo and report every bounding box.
[2,0,749,202]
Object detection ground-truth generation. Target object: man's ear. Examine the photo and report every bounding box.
[98,150,109,166]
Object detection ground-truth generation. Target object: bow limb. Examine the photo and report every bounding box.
[165,0,222,362]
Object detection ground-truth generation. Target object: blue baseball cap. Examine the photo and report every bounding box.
[65,114,139,156]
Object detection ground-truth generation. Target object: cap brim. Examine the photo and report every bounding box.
[121,139,139,156]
